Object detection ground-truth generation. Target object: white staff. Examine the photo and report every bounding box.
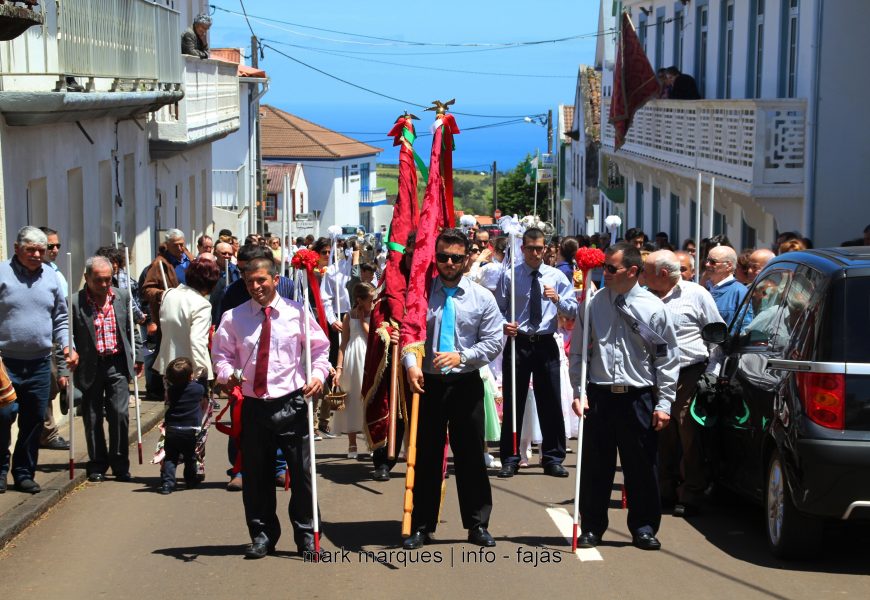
[124,247,143,464]
[300,269,321,554]
[282,173,289,276]
[66,252,75,479]
[157,258,169,290]
[707,176,716,240]
[509,229,518,456]
[571,270,597,552]
[694,173,702,284]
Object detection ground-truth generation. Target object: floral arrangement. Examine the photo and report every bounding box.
[291,248,319,271]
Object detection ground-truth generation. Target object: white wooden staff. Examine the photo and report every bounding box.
[708,176,716,240]
[157,258,169,290]
[301,270,321,554]
[66,252,75,479]
[124,247,143,464]
[509,230,518,456]
[694,172,702,284]
[571,271,596,552]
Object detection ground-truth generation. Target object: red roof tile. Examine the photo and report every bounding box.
[260,105,382,160]
[265,163,299,195]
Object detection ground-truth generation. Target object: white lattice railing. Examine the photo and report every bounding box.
[602,98,807,187]
[0,0,181,88]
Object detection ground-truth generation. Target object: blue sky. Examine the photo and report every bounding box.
[209,1,600,169]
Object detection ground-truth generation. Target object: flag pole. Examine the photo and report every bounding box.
[694,172,702,283]
[124,247,143,464]
[387,339,400,460]
[66,252,75,479]
[571,271,595,551]
[301,270,321,555]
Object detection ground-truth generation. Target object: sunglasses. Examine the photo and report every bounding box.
[705,258,722,265]
[524,245,546,253]
[470,248,481,254]
[47,244,61,250]
[319,250,331,256]
[603,263,625,274]
[435,252,466,264]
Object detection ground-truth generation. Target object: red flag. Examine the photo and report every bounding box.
[609,12,661,150]
[362,115,422,449]
[400,112,459,359]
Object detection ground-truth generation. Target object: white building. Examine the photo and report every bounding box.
[0,0,239,284]
[597,0,870,249]
[260,105,386,237]
[264,163,312,240]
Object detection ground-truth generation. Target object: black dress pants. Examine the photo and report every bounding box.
[499,334,566,467]
[411,371,492,534]
[241,391,318,550]
[81,354,130,476]
[581,384,661,537]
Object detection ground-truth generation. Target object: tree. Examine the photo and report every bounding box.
[496,155,537,217]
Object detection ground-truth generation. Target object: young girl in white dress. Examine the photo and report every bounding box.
[333,282,375,458]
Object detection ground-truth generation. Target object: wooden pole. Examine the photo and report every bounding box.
[401,353,422,537]
[387,340,400,460]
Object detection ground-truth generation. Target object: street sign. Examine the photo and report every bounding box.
[295,213,313,221]
[295,220,314,228]
[537,168,553,183]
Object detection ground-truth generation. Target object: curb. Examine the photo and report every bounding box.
[0,402,165,549]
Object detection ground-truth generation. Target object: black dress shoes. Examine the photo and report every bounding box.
[88,473,105,483]
[577,532,601,548]
[14,479,40,494]
[402,530,431,550]
[632,532,662,551]
[543,463,569,478]
[115,473,133,483]
[371,465,390,482]
[467,526,496,547]
[497,463,518,478]
[41,436,71,451]
[244,541,275,559]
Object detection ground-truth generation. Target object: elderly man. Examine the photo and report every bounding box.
[746,248,775,282]
[675,250,694,282]
[181,13,211,58]
[703,245,750,328]
[70,257,143,482]
[642,250,723,517]
[142,229,192,325]
[196,235,214,257]
[209,241,242,325]
[0,226,78,493]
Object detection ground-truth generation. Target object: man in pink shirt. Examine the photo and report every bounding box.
[213,257,330,559]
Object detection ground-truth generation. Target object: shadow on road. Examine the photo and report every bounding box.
[152,544,298,562]
[323,519,401,553]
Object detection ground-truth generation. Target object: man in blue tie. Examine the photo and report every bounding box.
[496,227,578,478]
[402,228,504,550]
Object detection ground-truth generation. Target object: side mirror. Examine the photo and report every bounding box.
[701,322,728,345]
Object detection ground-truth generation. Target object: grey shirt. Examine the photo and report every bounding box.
[570,283,680,414]
[0,257,69,360]
[495,261,577,334]
[402,276,504,375]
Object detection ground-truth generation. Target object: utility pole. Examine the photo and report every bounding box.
[252,35,264,235]
[492,160,497,215]
[547,108,555,227]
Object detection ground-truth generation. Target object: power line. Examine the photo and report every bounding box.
[236,0,255,38]
[260,38,574,79]
[261,44,547,120]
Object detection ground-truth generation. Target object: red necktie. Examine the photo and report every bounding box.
[253,306,272,397]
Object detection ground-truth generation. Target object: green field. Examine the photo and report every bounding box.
[377,163,494,214]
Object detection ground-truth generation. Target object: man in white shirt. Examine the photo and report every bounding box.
[642,250,723,517]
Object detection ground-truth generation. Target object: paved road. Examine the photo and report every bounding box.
[0,419,867,599]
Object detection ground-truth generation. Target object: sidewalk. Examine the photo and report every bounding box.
[0,394,165,548]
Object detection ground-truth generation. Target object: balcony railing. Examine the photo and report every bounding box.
[359,187,387,205]
[150,55,240,149]
[601,98,807,189]
[0,0,182,91]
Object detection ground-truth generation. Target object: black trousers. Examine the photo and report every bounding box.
[411,371,492,534]
[81,354,130,476]
[241,391,318,550]
[499,334,566,467]
[581,385,661,537]
[372,415,405,471]
[162,429,197,488]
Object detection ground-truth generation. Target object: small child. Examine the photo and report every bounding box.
[161,357,205,495]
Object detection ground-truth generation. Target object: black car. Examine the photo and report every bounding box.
[701,247,870,558]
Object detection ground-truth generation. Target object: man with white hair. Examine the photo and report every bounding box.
[703,245,750,328]
[674,250,694,282]
[181,13,211,58]
[0,226,78,493]
[643,250,723,517]
[746,248,776,281]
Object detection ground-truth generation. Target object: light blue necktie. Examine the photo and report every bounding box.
[438,286,459,353]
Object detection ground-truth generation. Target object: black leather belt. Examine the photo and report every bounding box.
[516,331,554,343]
[590,383,653,395]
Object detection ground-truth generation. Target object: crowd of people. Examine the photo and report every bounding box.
[0,219,866,560]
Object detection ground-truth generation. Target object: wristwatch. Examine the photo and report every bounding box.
[458,351,468,366]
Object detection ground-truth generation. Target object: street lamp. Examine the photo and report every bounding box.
[524,111,554,221]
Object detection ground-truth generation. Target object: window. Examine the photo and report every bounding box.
[741,218,757,249]
[655,14,665,69]
[721,0,735,98]
[713,211,726,236]
[635,182,644,230]
[690,199,697,238]
[341,166,349,194]
[673,6,684,70]
[670,194,680,243]
[696,4,709,94]
[360,162,370,192]
[638,13,648,56]
[652,186,661,235]
[732,270,792,346]
[781,0,800,97]
[749,0,766,98]
[264,194,277,220]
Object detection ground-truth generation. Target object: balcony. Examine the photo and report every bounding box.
[601,98,807,196]
[359,187,387,207]
[149,55,240,158]
[0,0,183,125]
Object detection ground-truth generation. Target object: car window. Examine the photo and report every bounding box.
[845,276,870,363]
[784,266,826,360]
[733,270,792,349]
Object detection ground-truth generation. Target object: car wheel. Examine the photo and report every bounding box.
[765,450,823,559]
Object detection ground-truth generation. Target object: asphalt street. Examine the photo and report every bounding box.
[0,417,868,599]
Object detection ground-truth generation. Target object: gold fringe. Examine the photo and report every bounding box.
[362,320,395,450]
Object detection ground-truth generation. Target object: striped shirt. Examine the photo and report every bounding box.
[659,280,724,371]
[88,288,118,355]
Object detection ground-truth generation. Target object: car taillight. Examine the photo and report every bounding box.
[797,372,845,429]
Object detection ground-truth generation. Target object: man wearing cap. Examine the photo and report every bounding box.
[570,242,679,551]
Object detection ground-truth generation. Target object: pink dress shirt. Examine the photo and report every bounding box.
[212,294,331,399]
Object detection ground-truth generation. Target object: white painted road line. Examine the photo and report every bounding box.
[546,507,604,562]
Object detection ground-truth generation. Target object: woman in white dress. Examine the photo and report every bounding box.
[333,282,375,458]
